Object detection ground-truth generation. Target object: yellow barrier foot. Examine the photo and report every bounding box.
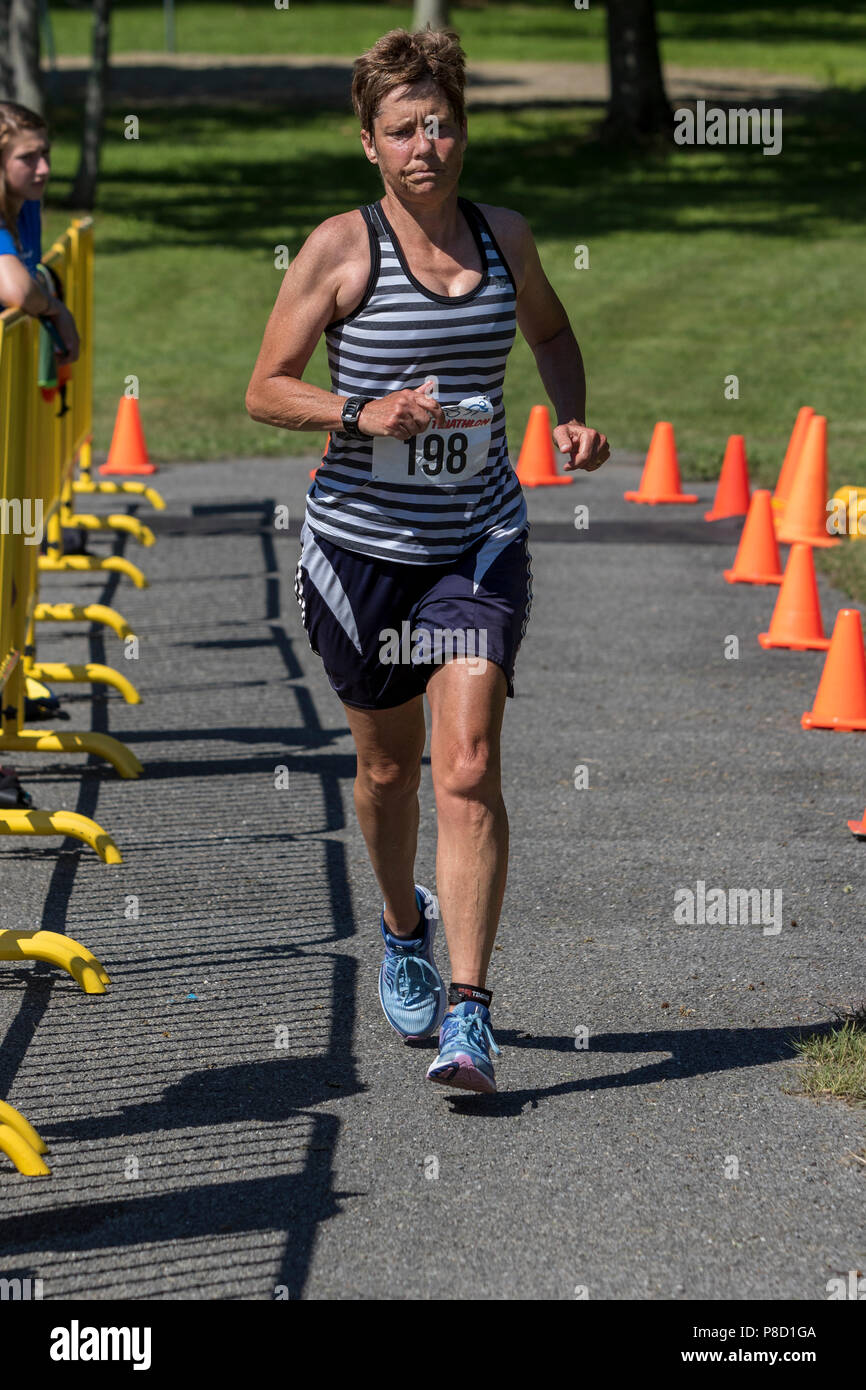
[72,478,166,510]
[34,601,135,641]
[24,675,53,703]
[46,931,111,986]
[0,1099,49,1153]
[63,512,156,547]
[0,808,123,862]
[0,1122,51,1175]
[0,928,108,994]
[28,661,141,704]
[39,554,149,589]
[0,729,142,779]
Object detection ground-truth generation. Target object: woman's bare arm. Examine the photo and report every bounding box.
[244,215,363,432]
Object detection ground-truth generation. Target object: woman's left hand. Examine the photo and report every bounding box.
[554,420,610,472]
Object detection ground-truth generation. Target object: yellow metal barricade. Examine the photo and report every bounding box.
[0,221,153,1174]
[32,222,145,663]
[24,227,141,703]
[57,221,156,546]
[30,223,144,655]
[66,220,165,516]
[1,219,141,842]
[37,222,149,590]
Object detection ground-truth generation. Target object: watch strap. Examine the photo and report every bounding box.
[341,396,373,438]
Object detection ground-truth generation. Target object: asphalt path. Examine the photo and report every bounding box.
[43,53,823,110]
[0,447,863,1300]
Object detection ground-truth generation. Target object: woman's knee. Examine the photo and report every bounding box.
[433,737,501,803]
[356,755,422,803]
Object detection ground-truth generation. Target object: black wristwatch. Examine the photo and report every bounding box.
[341,396,374,439]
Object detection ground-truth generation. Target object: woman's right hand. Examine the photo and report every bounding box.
[357,379,446,439]
[45,300,80,365]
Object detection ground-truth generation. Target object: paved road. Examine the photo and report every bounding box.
[0,449,863,1299]
[43,53,824,109]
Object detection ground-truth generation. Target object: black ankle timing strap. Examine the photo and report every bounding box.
[448,982,492,1008]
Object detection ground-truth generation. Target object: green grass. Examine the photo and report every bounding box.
[787,1010,866,1108]
[45,1,866,86]
[40,98,866,472]
[39,88,866,595]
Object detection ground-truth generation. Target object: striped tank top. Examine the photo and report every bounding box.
[304,196,528,565]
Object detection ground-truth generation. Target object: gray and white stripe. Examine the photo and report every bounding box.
[305,196,528,565]
[295,520,363,653]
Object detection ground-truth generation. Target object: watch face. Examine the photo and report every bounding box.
[343,398,370,435]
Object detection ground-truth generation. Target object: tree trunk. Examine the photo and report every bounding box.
[604,0,672,142]
[0,0,15,100]
[70,0,111,210]
[9,0,42,113]
[413,0,450,30]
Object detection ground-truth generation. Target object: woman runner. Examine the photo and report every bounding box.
[246,26,609,1093]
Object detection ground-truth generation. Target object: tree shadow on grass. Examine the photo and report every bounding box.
[658,0,866,49]
[45,86,866,256]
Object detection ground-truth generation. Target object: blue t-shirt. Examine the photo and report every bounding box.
[0,199,42,309]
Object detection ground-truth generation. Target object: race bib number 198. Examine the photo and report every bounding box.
[371,394,493,486]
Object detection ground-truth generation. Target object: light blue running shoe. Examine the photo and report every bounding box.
[426,1001,501,1093]
[378,885,447,1042]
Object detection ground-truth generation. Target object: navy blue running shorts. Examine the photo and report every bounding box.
[294,522,533,710]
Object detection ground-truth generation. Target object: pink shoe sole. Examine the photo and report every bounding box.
[426,1053,497,1094]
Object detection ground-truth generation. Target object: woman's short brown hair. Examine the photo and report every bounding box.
[351,26,467,135]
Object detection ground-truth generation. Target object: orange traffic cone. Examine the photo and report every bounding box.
[516,405,574,487]
[310,433,331,480]
[777,415,840,548]
[723,489,783,585]
[772,407,814,512]
[705,434,750,520]
[848,807,866,836]
[758,543,830,650]
[624,422,697,505]
[99,397,157,475]
[802,609,866,730]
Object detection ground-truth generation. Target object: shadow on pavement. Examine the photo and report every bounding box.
[0,520,359,1298]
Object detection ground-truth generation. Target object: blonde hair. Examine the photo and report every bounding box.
[0,101,49,252]
[351,26,467,135]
